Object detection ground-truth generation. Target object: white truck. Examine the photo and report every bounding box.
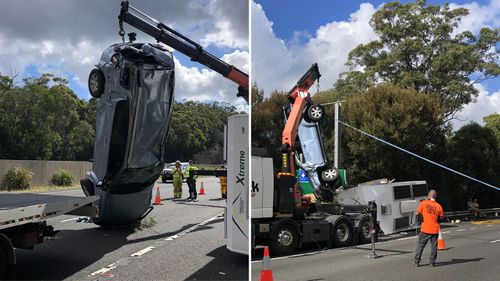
[0,193,98,279]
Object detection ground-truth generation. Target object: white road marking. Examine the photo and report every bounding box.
[89,263,117,276]
[491,239,500,243]
[487,225,493,227]
[457,229,465,232]
[60,217,79,223]
[131,246,155,257]
[442,231,450,234]
[470,227,477,230]
[164,213,223,241]
[396,236,417,241]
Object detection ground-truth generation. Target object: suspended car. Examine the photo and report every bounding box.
[81,41,175,226]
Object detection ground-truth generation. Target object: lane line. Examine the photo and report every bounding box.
[442,231,450,234]
[89,263,117,276]
[470,227,477,230]
[164,213,223,241]
[60,217,79,223]
[491,239,500,243]
[457,229,465,232]
[131,246,155,257]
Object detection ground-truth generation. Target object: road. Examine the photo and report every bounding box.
[252,222,500,281]
[14,177,247,281]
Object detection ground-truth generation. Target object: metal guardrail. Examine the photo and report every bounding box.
[445,208,500,220]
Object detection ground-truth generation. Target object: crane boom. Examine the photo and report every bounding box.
[118,1,248,102]
[281,63,321,173]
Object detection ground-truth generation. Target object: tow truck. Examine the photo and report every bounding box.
[252,64,376,255]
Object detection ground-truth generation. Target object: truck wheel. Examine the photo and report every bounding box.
[0,234,15,280]
[270,224,299,256]
[306,104,324,122]
[321,167,339,182]
[88,69,105,98]
[358,215,374,244]
[332,219,354,247]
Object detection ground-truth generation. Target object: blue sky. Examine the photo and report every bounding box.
[257,0,492,41]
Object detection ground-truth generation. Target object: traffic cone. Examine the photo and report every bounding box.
[198,182,206,195]
[437,230,446,250]
[260,246,274,281]
[153,186,163,205]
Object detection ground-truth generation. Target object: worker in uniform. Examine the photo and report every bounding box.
[172,161,183,199]
[217,165,227,199]
[184,160,199,202]
[414,189,445,267]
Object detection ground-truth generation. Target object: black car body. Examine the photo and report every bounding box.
[81,42,175,226]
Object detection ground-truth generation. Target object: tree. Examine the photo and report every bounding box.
[251,84,288,164]
[445,122,500,210]
[336,0,499,119]
[483,113,500,145]
[341,84,447,185]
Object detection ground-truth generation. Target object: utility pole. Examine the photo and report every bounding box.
[334,101,341,169]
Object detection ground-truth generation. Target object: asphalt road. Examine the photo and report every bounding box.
[252,222,500,281]
[14,177,248,281]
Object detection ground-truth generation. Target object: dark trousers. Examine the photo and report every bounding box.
[414,232,438,263]
[187,178,197,199]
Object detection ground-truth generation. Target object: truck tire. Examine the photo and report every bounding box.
[321,167,339,182]
[306,104,324,122]
[270,223,299,256]
[88,69,105,98]
[0,234,16,280]
[358,215,376,244]
[332,219,354,248]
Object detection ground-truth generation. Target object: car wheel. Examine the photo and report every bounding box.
[270,223,299,256]
[358,215,377,244]
[88,69,105,98]
[306,104,324,122]
[321,167,339,182]
[332,219,354,247]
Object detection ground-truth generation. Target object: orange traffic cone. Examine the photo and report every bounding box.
[437,230,446,250]
[153,186,163,205]
[260,246,274,281]
[198,182,205,195]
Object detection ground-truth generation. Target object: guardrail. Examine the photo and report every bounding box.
[445,208,500,220]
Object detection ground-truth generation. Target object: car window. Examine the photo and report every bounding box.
[166,164,175,169]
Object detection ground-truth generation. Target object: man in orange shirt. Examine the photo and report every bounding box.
[414,189,444,267]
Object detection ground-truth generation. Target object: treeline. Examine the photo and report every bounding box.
[252,0,499,211]
[0,73,237,163]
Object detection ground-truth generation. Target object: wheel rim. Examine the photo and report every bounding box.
[361,220,370,239]
[323,169,337,180]
[311,107,322,118]
[277,228,293,247]
[336,223,350,242]
[89,73,99,92]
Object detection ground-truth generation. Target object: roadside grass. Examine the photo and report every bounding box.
[3,185,79,193]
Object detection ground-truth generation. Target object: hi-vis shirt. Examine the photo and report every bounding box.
[417,199,444,234]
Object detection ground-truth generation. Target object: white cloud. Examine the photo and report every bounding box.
[174,49,249,106]
[451,84,500,129]
[0,0,248,106]
[450,0,500,34]
[251,1,378,95]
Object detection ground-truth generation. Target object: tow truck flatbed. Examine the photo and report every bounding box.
[0,193,98,230]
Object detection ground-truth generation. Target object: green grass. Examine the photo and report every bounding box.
[4,185,79,193]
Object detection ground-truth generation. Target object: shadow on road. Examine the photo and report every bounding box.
[185,245,248,281]
[436,257,484,266]
[14,222,199,280]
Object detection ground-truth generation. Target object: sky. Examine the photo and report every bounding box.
[0,0,249,110]
[252,0,500,129]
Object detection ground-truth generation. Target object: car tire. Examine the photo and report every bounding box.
[332,219,354,248]
[88,69,105,98]
[270,223,299,256]
[321,167,339,182]
[358,215,375,244]
[306,104,324,122]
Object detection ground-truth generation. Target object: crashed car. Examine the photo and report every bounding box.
[81,41,175,226]
[296,112,341,202]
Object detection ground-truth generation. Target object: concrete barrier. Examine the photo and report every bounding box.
[0,159,92,187]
